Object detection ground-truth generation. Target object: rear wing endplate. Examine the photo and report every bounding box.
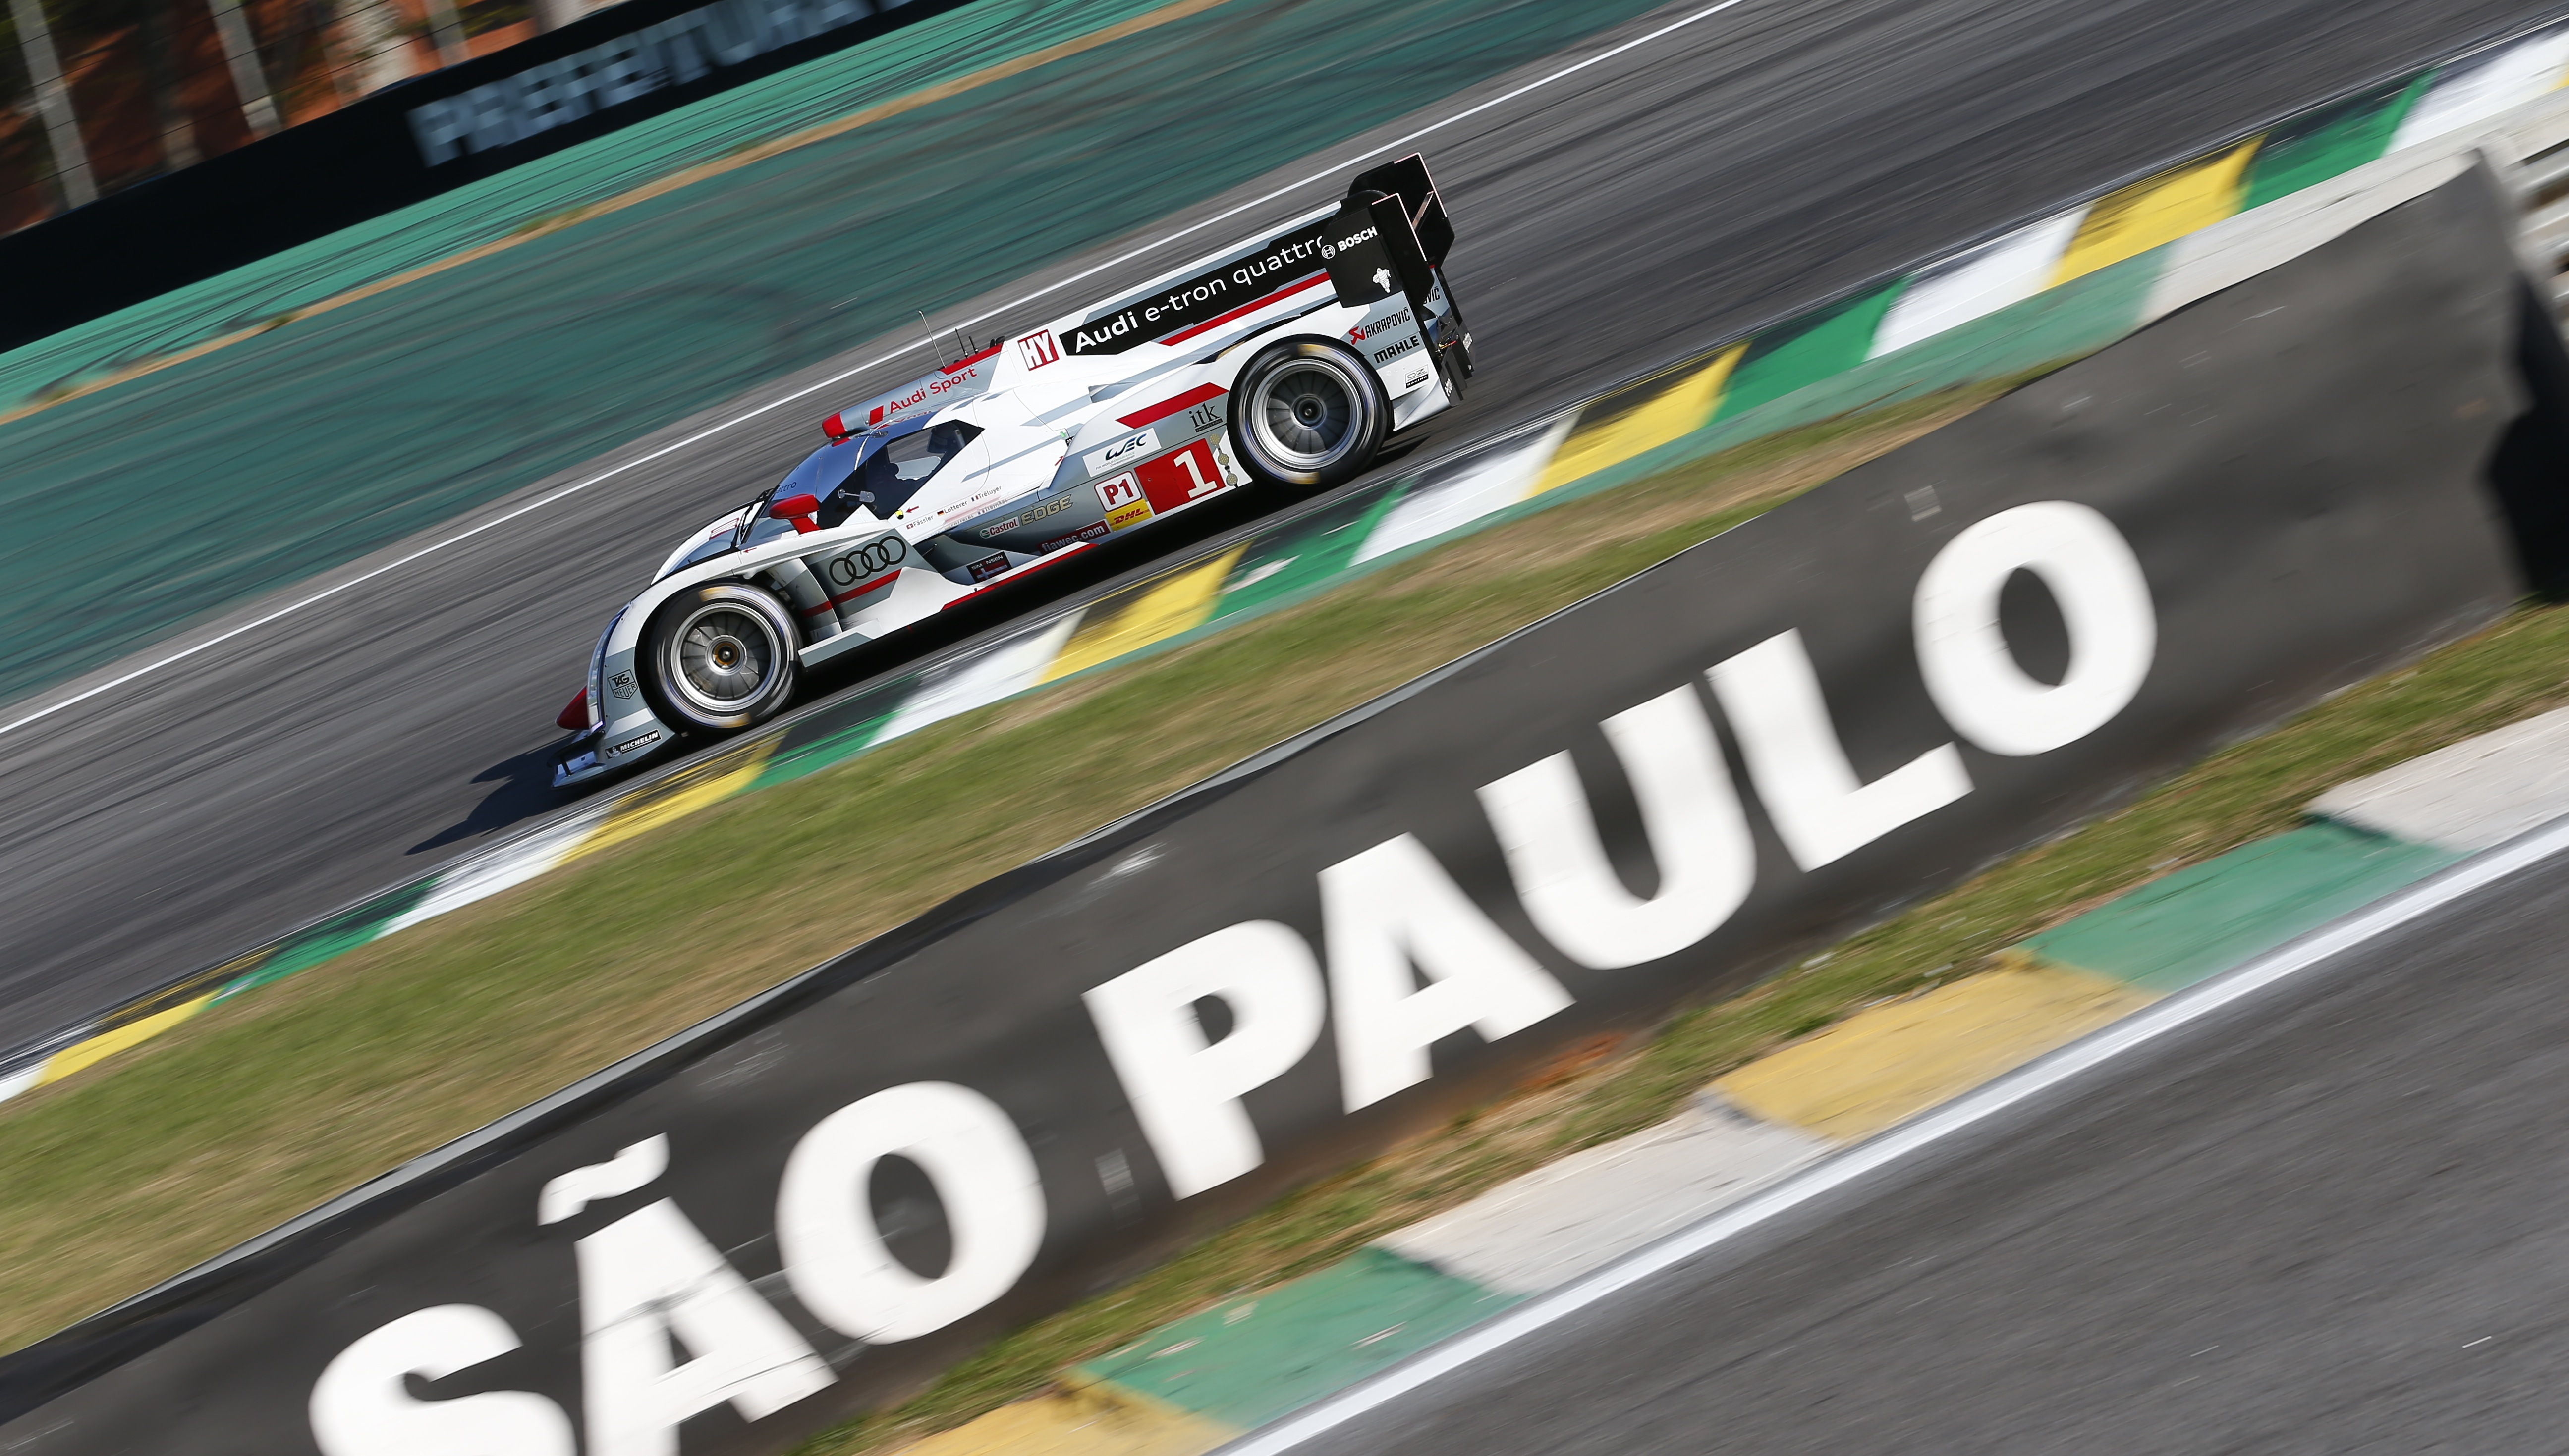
[818,154,1458,438]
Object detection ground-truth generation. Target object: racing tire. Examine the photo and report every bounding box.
[1230,340,1389,489]
[639,581,800,734]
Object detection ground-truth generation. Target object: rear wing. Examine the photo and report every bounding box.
[817,154,1457,438]
[1338,152,1455,293]
[1043,152,1458,361]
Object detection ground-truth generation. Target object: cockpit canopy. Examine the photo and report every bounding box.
[775,417,984,531]
[654,416,988,584]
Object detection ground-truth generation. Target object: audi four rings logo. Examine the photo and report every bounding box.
[826,539,906,583]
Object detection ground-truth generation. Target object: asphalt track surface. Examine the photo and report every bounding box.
[1253,830,2569,1456]
[0,0,2561,1051]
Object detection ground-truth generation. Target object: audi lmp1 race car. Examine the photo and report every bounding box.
[553,155,1473,787]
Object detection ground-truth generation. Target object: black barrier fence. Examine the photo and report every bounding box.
[0,0,976,353]
[0,170,2550,1456]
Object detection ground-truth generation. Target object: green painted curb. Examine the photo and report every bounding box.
[2022,820,2463,995]
[215,879,440,1002]
[2239,76,2430,212]
[1718,281,1911,421]
[1075,1246,1516,1430]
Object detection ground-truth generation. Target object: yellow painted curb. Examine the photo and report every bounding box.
[39,994,217,1085]
[1531,342,1746,495]
[893,1376,1239,1456]
[570,738,779,860]
[2051,137,2262,286]
[1713,965,2155,1142]
[1042,546,1247,683]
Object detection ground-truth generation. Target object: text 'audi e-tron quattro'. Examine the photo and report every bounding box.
[553,155,1473,787]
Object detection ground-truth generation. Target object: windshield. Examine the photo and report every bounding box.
[744,421,985,546]
[817,421,983,527]
[761,437,863,522]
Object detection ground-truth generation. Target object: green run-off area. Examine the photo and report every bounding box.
[0,0,1669,710]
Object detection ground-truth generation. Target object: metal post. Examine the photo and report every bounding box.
[142,0,203,170]
[422,0,465,66]
[340,0,415,96]
[2478,139,2569,324]
[203,0,282,136]
[8,0,97,208]
[320,0,356,104]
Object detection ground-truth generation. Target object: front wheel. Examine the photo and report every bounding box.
[1230,340,1388,489]
[639,581,799,734]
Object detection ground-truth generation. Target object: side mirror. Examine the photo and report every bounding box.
[770,493,822,534]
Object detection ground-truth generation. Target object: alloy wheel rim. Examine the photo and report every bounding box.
[671,604,776,711]
[1252,359,1361,469]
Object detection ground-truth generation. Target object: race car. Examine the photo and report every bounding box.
[553,155,1473,787]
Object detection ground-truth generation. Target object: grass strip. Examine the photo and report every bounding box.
[0,386,1993,1356]
[807,593,2569,1456]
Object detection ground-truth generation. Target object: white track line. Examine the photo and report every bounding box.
[1215,812,2569,1456]
[0,0,1751,746]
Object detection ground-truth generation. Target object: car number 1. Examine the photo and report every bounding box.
[1134,439,1228,514]
[1096,439,1229,531]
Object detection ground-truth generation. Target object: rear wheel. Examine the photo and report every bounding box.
[1230,340,1388,488]
[640,582,799,734]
